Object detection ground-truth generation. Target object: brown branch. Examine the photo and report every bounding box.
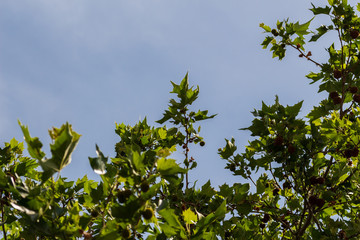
[289,44,323,67]
[296,210,313,239]
[1,199,7,240]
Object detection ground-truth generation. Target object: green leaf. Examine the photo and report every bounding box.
[131,150,145,174]
[183,208,198,224]
[194,110,217,121]
[259,23,271,32]
[310,25,330,42]
[219,138,237,159]
[18,120,45,160]
[40,123,81,181]
[256,179,266,194]
[157,158,186,176]
[158,128,167,139]
[310,4,331,15]
[261,36,275,49]
[287,198,301,210]
[306,71,324,84]
[293,18,313,36]
[158,208,185,234]
[89,144,108,175]
[285,101,303,117]
[194,200,226,236]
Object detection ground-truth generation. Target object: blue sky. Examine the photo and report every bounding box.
[0,1,332,187]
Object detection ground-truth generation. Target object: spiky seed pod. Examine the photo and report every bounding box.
[142,208,154,220]
[317,177,325,185]
[287,144,296,154]
[310,176,318,185]
[351,147,359,157]
[271,29,279,36]
[309,196,317,206]
[333,69,342,79]
[329,91,339,99]
[117,189,132,203]
[333,96,342,105]
[121,228,131,239]
[354,94,360,103]
[274,136,284,146]
[315,198,325,208]
[350,29,359,39]
[349,86,358,94]
[344,149,353,158]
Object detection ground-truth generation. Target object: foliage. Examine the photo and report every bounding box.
[2,0,360,239]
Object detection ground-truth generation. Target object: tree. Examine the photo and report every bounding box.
[1,0,360,239]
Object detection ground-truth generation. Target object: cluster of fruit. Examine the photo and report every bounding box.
[329,85,359,105]
[115,182,153,239]
[343,146,359,159]
[308,195,325,208]
[273,135,296,155]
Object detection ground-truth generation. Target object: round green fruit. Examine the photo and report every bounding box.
[117,189,132,203]
[271,29,279,36]
[121,228,131,239]
[142,208,154,220]
[90,209,99,218]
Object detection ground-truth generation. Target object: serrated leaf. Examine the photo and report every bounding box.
[157,158,186,175]
[293,18,313,36]
[40,123,80,181]
[158,128,167,139]
[310,25,330,42]
[286,101,303,117]
[18,120,45,160]
[310,4,331,15]
[219,138,237,159]
[183,208,198,224]
[259,23,271,32]
[158,208,185,232]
